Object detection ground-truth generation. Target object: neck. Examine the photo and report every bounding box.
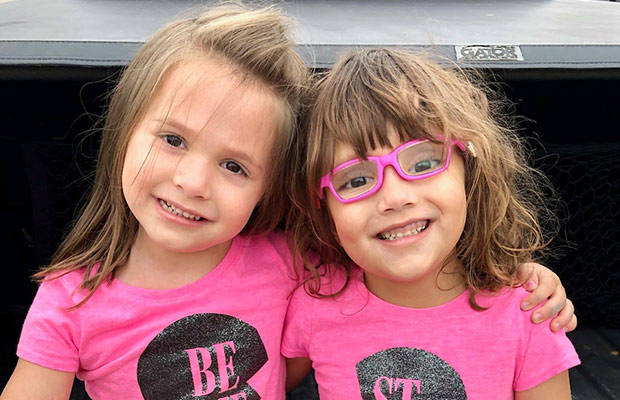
[364,257,467,308]
[116,229,233,289]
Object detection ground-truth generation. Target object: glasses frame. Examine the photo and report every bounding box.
[319,138,467,204]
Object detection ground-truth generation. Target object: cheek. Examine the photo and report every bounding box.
[121,149,157,204]
[120,147,136,198]
[122,136,146,183]
[242,189,265,214]
[121,152,144,198]
[448,160,468,223]
[122,137,169,189]
[327,201,361,245]
[451,181,468,218]
[224,182,266,217]
[121,153,136,189]
[252,176,269,205]
[448,186,468,243]
[458,193,468,231]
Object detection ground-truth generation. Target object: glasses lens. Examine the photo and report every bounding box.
[398,141,447,176]
[331,161,379,200]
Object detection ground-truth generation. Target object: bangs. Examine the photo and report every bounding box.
[313,49,442,174]
[322,92,436,159]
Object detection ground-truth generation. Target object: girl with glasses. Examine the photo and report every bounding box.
[283,48,579,399]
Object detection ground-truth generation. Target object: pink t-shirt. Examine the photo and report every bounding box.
[18,231,298,400]
[282,267,580,399]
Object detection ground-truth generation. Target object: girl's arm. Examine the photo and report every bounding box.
[285,356,313,392]
[515,370,571,400]
[517,262,577,332]
[0,358,75,400]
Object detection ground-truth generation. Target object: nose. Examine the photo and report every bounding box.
[172,152,212,199]
[376,166,418,213]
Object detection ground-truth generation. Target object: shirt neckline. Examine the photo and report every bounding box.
[107,235,244,301]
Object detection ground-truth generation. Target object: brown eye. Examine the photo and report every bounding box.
[162,134,186,149]
[220,161,247,176]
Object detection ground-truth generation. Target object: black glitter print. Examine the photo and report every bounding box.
[137,313,268,400]
[356,347,466,399]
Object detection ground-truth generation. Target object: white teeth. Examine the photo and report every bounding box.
[159,199,202,221]
[378,221,428,241]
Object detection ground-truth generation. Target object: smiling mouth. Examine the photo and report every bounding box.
[159,199,203,221]
[377,220,429,241]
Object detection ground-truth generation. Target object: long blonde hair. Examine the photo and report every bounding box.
[36,3,309,306]
[288,48,558,304]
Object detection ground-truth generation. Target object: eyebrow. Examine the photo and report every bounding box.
[223,148,264,173]
[153,118,264,173]
[154,118,196,137]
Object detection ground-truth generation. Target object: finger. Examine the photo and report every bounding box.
[529,286,566,324]
[516,262,537,287]
[565,314,578,333]
[550,300,576,332]
[521,274,561,311]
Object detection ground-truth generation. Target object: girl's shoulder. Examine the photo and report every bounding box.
[29,267,95,311]
[237,229,287,253]
[476,285,530,302]
[291,263,359,302]
[474,285,535,319]
[236,230,297,276]
[41,267,89,288]
[39,265,101,302]
[318,264,359,296]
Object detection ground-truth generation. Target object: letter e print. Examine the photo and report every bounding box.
[138,313,268,399]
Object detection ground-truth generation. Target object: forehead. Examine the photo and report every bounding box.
[332,125,399,165]
[137,58,280,161]
[331,125,443,166]
[148,57,278,125]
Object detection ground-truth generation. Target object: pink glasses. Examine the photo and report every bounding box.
[319,138,467,203]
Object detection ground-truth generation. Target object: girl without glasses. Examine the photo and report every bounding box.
[283,49,579,399]
[1,4,308,399]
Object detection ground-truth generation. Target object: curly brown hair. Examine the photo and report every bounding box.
[287,48,558,306]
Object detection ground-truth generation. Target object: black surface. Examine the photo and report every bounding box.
[2,0,620,70]
[569,328,620,399]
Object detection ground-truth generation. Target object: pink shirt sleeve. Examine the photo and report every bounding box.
[17,275,82,372]
[513,310,580,391]
[281,287,312,358]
